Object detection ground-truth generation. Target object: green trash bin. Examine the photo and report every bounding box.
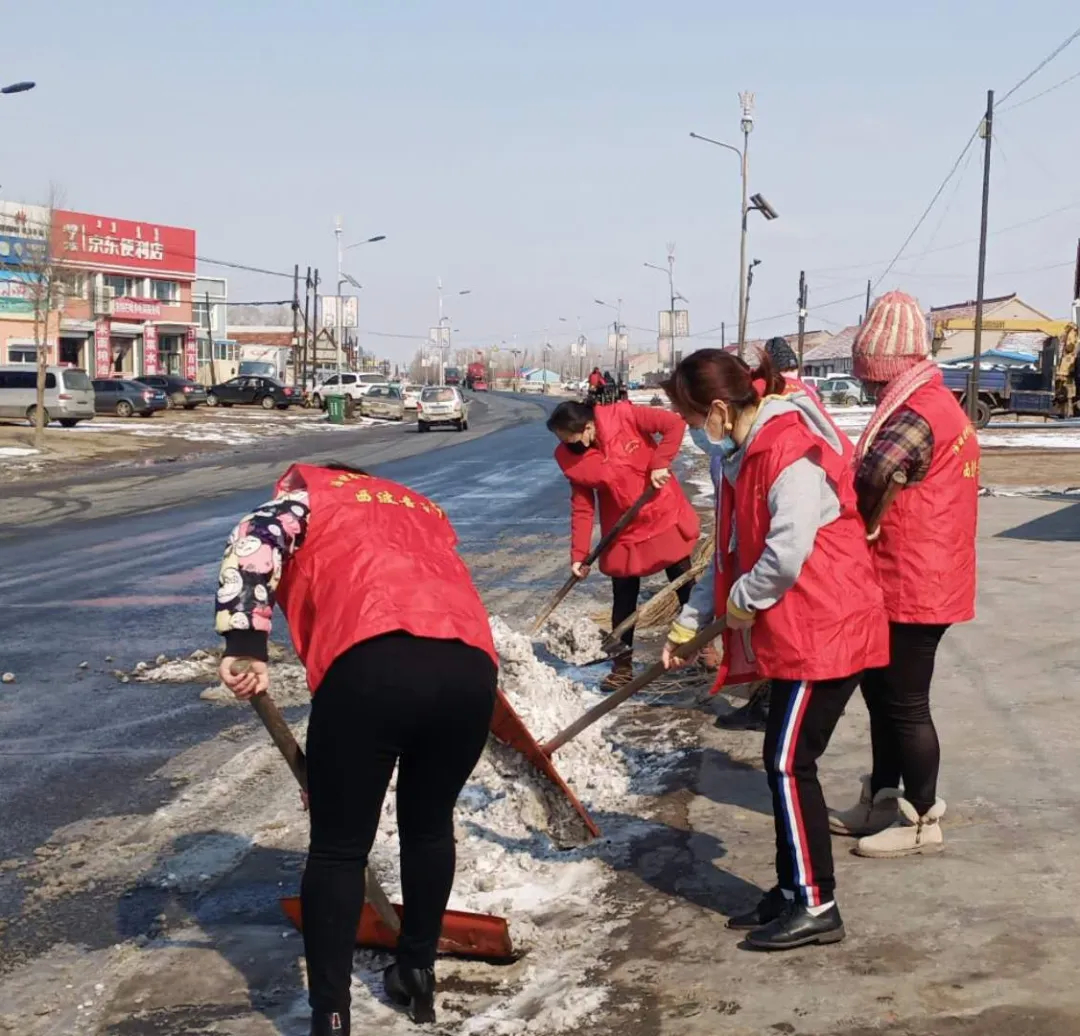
[326,395,346,425]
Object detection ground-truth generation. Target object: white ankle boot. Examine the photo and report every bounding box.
[854,796,946,858]
[828,776,899,837]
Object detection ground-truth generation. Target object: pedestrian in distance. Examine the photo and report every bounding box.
[546,398,707,692]
[661,348,889,950]
[828,291,979,858]
[215,462,499,1034]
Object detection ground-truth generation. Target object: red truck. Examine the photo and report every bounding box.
[465,361,488,391]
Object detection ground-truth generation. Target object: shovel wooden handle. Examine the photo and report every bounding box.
[531,484,658,635]
[248,689,401,935]
[600,556,708,654]
[866,469,908,537]
[542,616,728,756]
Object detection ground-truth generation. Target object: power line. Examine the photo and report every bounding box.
[998,67,1080,113]
[997,25,1080,107]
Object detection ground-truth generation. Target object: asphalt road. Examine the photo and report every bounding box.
[0,392,567,959]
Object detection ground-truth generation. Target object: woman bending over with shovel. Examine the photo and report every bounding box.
[661,349,888,950]
[215,462,498,1034]
[546,398,705,691]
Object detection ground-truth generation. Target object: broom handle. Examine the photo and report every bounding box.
[248,689,401,934]
[542,616,728,756]
[531,483,658,635]
[601,555,709,653]
[866,469,908,536]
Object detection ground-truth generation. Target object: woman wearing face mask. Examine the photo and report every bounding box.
[546,398,702,691]
[661,349,888,951]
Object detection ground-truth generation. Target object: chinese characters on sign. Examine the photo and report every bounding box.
[184,326,198,381]
[51,210,197,277]
[61,224,165,262]
[143,324,160,376]
[94,319,111,378]
[113,297,163,319]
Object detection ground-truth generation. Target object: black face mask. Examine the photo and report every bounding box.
[564,440,588,455]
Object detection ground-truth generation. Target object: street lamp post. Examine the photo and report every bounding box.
[436,280,471,385]
[691,92,778,359]
[645,247,686,369]
[594,297,624,385]
[334,219,385,374]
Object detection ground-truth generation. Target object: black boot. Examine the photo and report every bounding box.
[726,886,788,931]
[310,1009,349,1036]
[714,684,770,731]
[384,962,436,1024]
[745,901,845,951]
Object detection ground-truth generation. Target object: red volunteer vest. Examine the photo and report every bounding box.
[712,412,889,687]
[782,375,853,463]
[555,402,699,577]
[273,464,497,693]
[872,379,979,624]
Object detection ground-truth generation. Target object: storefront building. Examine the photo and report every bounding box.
[51,209,197,378]
[0,201,60,363]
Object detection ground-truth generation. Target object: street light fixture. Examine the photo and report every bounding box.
[1,82,35,95]
[690,91,777,358]
[436,281,473,385]
[595,297,625,384]
[333,222,386,375]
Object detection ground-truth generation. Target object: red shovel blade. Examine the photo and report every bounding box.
[279,896,515,961]
[489,688,601,840]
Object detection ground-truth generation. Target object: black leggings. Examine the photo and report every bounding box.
[611,557,694,648]
[862,622,949,816]
[301,633,496,1016]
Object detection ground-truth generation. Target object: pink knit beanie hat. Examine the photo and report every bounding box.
[852,290,929,382]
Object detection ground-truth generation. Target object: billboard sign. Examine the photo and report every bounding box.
[0,275,35,315]
[113,297,162,319]
[341,295,358,329]
[321,296,338,329]
[52,208,196,278]
[659,309,689,337]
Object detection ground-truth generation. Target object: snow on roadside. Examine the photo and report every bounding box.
[0,446,39,457]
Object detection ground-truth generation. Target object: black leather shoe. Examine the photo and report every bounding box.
[384,963,436,1024]
[310,1009,349,1036]
[714,692,769,731]
[726,886,789,931]
[745,901,845,951]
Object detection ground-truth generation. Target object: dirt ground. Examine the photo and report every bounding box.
[978,448,1080,487]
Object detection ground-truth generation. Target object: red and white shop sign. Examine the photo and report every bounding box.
[52,209,196,278]
[114,297,162,319]
[143,324,160,376]
[184,326,198,381]
[94,318,111,378]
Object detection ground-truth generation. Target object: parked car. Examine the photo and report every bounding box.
[135,374,208,409]
[359,385,405,421]
[312,372,390,407]
[206,376,297,409]
[417,386,469,432]
[401,383,421,410]
[92,378,168,418]
[819,376,868,406]
[0,365,95,427]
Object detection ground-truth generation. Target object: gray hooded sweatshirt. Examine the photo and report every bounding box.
[676,392,845,632]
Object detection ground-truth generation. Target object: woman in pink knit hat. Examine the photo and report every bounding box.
[828,290,979,858]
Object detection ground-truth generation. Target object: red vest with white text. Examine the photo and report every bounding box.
[712,413,889,687]
[273,464,497,693]
[872,380,979,624]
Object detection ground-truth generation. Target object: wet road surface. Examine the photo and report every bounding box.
[0,393,567,955]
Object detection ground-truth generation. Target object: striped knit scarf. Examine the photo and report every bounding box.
[854,358,940,461]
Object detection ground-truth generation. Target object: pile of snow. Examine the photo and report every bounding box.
[541,611,607,666]
[0,446,39,458]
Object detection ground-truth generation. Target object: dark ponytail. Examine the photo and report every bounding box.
[662,347,785,417]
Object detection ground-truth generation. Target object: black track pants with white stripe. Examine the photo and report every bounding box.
[764,675,862,906]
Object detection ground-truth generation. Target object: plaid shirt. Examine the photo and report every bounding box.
[854,406,934,522]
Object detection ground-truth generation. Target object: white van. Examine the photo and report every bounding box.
[0,366,96,427]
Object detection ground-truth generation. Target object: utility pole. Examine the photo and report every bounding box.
[334,219,343,377]
[302,266,312,391]
[721,322,725,350]
[1073,236,1080,304]
[311,268,321,387]
[204,291,218,386]
[863,279,872,324]
[970,89,994,425]
[796,270,808,375]
[736,91,754,358]
[291,264,300,388]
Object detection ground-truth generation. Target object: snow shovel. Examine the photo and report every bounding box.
[530,484,658,635]
[541,617,729,756]
[248,691,516,961]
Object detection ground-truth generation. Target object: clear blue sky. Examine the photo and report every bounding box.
[5,1,1079,362]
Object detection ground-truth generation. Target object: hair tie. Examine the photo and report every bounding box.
[752,377,768,397]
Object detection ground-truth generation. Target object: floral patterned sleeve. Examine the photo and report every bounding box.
[214,489,311,660]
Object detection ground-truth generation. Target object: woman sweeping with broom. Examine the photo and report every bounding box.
[546,398,706,690]
[215,462,498,1034]
[661,349,888,949]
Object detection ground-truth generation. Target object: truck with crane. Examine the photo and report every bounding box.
[932,316,1079,427]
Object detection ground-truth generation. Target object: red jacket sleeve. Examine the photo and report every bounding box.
[569,481,596,563]
[630,405,687,469]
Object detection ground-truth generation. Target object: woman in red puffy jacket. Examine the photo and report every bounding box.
[546,399,702,691]
[215,462,496,1035]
